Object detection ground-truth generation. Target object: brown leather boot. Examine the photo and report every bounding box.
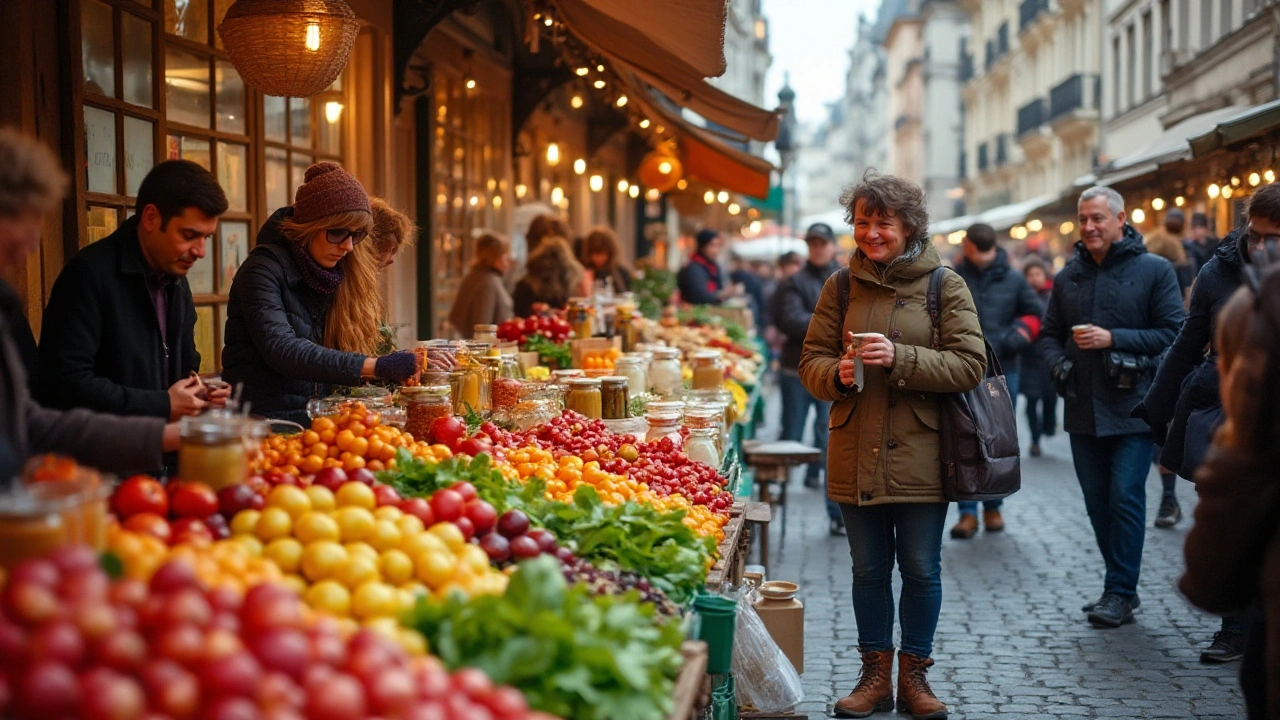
[983,509,1005,532]
[948,514,977,539]
[832,648,894,717]
[896,652,948,719]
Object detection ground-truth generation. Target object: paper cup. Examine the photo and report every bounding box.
[1071,324,1092,335]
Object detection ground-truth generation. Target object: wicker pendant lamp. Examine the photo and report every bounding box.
[217,0,360,98]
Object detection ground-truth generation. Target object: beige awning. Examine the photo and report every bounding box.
[578,0,727,78]
[551,0,781,142]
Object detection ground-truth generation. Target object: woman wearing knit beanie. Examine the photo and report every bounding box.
[222,162,418,423]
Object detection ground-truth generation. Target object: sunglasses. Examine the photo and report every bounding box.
[325,227,368,245]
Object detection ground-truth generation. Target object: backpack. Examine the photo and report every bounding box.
[835,266,1021,501]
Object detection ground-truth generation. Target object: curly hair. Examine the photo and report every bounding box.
[526,214,571,256]
[841,170,930,248]
[370,197,416,260]
[520,236,584,309]
[0,127,68,217]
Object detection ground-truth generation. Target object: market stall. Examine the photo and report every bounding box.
[0,296,803,720]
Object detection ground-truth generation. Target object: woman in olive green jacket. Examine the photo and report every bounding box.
[800,173,984,720]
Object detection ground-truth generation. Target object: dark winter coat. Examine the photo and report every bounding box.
[1184,237,1221,277]
[677,254,724,305]
[1036,225,1186,437]
[953,248,1045,372]
[38,215,200,419]
[1019,283,1055,399]
[221,208,366,424]
[774,259,843,370]
[1134,228,1247,477]
[0,280,164,476]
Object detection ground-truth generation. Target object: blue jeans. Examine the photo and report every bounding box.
[1068,432,1153,597]
[779,371,840,522]
[957,371,1019,517]
[839,502,949,657]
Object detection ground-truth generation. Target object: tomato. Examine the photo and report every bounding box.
[448,482,478,503]
[372,485,401,506]
[397,499,434,528]
[112,476,169,519]
[427,417,466,449]
[427,489,464,524]
[456,437,492,457]
[168,482,220,519]
[124,513,173,544]
[169,517,213,544]
[463,500,496,536]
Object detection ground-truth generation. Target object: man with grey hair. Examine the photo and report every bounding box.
[1036,186,1185,628]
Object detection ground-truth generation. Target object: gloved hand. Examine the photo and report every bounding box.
[374,350,419,383]
[1052,358,1075,399]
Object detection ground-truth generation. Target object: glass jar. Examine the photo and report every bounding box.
[473,324,499,345]
[645,412,683,445]
[491,377,523,410]
[565,378,603,419]
[0,486,67,571]
[690,350,725,391]
[615,304,639,353]
[648,347,683,397]
[614,354,648,397]
[684,427,721,467]
[688,388,738,428]
[600,376,630,420]
[684,402,726,457]
[179,412,248,491]
[567,298,594,340]
[518,383,564,428]
[551,369,586,385]
[402,385,452,440]
[646,400,686,419]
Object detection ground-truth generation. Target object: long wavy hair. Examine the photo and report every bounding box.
[520,235,584,309]
[278,210,384,355]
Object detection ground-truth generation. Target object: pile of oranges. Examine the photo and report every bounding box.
[580,348,621,370]
[254,402,452,476]
[106,524,284,591]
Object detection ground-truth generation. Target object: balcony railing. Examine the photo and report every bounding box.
[1017,97,1047,137]
[1019,0,1049,32]
[977,143,990,173]
[1048,73,1101,121]
[995,134,1009,166]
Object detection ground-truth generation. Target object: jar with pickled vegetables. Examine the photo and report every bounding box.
[614,304,638,353]
[690,350,725,390]
[645,412,683,445]
[600,376,630,420]
[684,427,721,467]
[565,378,603,419]
[402,385,452,440]
[647,347,682,397]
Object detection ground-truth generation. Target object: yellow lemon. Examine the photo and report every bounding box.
[351,581,399,620]
[427,522,466,552]
[333,506,376,542]
[267,485,312,519]
[414,550,457,589]
[335,555,380,589]
[254,507,293,541]
[366,520,402,552]
[401,531,448,558]
[263,537,305,573]
[230,509,261,536]
[294,512,341,544]
[300,541,349,582]
[344,542,378,563]
[305,579,351,616]
[394,514,425,538]
[379,549,415,585]
[304,485,337,512]
[335,481,376,510]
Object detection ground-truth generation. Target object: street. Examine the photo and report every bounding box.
[759,387,1246,719]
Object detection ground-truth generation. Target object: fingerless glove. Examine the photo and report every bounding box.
[374,350,419,383]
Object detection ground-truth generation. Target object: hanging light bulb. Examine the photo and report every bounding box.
[546,143,561,166]
[1175,195,1185,207]
[1266,169,1276,183]
[717,191,729,204]
[1130,208,1146,224]
[1208,183,1221,198]
[589,175,604,192]
[628,185,639,198]
[677,179,689,190]
[645,188,660,202]
[570,95,584,109]
[616,95,628,108]
[703,190,715,204]
[543,16,553,26]
[304,23,321,51]
[1250,172,1262,186]
[1223,185,1234,199]
[658,160,673,175]
[493,195,502,209]
[1151,198,1165,211]
[1059,221,1075,235]
[469,195,479,207]
[550,186,564,204]
[573,158,586,175]
[617,179,630,193]
[639,119,650,129]
[1231,176,1241,187]
[324,101,344,124]
[728,203,741,215]
[593,79,606,89]
[575,67,590,76]
[515,184,528,199]
[1027,219,1043,232]
[465,77,477,90]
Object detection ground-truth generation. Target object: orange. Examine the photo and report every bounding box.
[302,430,321,446]
[342,455,367,472]
[347,421,367,438]
[300,455,324,474]
[335,429,356,452]
[349,437,369,457]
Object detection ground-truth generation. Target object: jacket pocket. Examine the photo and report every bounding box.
[909,398,940,431]
[829,396,859,429]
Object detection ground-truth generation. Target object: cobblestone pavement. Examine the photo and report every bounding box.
[756,387,1246,719]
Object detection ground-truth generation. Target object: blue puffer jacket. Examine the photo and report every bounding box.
[221,207,366,424]
[1036,225,1187,437]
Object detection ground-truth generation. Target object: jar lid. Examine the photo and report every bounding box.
[474,324,498,332]
[552,369,585,378]
[646,400,685,414]
[645,411,682,423]
[692,350,721,360]
[567,377,601,387]
[652,347,681,359]
[401,384,450,398]
[600,376,629,386]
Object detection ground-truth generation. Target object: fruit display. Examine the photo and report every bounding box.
[111,476,231,546]
[496,314,572,345]
[560,557,681,618]
[254,403,453,476]
[0,550,553,720]
[580,347,620,370]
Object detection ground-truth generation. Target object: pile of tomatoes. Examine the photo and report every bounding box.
[112,477,231,546]
[0,548,548,720]
[496,315,572,345]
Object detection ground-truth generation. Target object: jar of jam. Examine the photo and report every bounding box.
[648,347,683,398]
[567,298,594,340]
[565,378,603,419]
[402,385,452,440]
[600,376,630,420]
[645,412,683,445]
[178,412,248,492]
[690,350,725,390]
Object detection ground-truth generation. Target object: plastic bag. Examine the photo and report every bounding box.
[726,585,804,712]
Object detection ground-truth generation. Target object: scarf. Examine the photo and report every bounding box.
[287,239,345,295]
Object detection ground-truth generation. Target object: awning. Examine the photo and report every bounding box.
[552,0,781,141]
[1092,105,1246,185]
[1190,99,1280,157]
[929,214,976,237]
[931,194,1057,236]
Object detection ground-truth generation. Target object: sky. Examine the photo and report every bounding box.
[762,0,882,125]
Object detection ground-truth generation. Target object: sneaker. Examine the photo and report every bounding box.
[829,519,847,537]
[1155,495,1182,528]
[1087,593,1136,628]
[1200,631,1245,663]
[1029,443,1042,457]
[1082,593,1140,612]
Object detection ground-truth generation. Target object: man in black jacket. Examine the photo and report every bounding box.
[1037,186,1185,629]
[950,223,1044,539]
[774,223,845,534]
[39,161,230,420]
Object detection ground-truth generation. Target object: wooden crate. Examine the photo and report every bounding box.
[668,641,710,720]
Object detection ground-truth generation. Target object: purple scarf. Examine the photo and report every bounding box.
[287,240,345,295]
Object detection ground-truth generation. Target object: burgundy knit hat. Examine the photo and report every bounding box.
[293,161,370,223]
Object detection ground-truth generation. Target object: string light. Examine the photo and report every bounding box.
[1250,172,1262,186]
[493,196,502,209]
[550,186,564,204]
[658,160,673,175]
[515,184,528,199]
[1208,183,1221,198]
[575,67,590,76]
[703,190,715,204]
[465,77,476,90]
[628,185,639,198]
[645,188,660,202]
[1027,219,1043,232]
[1059,221,1075,235]
[543,16,553,26]
[639,119,650,129]
[546,143,560,166]
[570,95,584,109]
[616,95,628,108]
[677,179,689,190]
[589,175,603,192]
[596,64,605,72]
[1130,208,1146,224]
[728,203,741,215]
[1266,170,1276,183]
[1231,176,1241,187]
[573,158,586,175]
[1151,198,1164,211]
[1175,196,1185,207]
[717,191,729,203]
[1223,185,1234,199]
[324,101,344,124]
[617,179,630,193]
[593,79,606,89]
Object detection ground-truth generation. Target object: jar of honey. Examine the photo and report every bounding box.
[565,378,603,419]
[179,412,249,491]
[690,350,725,390]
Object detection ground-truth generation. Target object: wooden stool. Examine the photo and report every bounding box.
[742,440,821,572]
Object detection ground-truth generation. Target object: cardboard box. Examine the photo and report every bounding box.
[754,596,804,674]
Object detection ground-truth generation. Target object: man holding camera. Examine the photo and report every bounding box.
[1037,186,1185,628]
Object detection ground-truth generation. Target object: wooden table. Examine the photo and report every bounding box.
[741,440,821,572]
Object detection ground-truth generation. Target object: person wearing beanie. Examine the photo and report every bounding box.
[222,162,418,423]
[677,228,729,305]
[1185,210,1221,275]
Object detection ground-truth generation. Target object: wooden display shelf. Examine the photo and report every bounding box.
[668,641,710,720]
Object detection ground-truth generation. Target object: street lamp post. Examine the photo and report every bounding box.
[776,76,798,237]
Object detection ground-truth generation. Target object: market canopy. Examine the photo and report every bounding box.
[576,0,727,78]
[930,193,1058,237]
[1189,99,1280,157]
[1089,105,1246,186]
